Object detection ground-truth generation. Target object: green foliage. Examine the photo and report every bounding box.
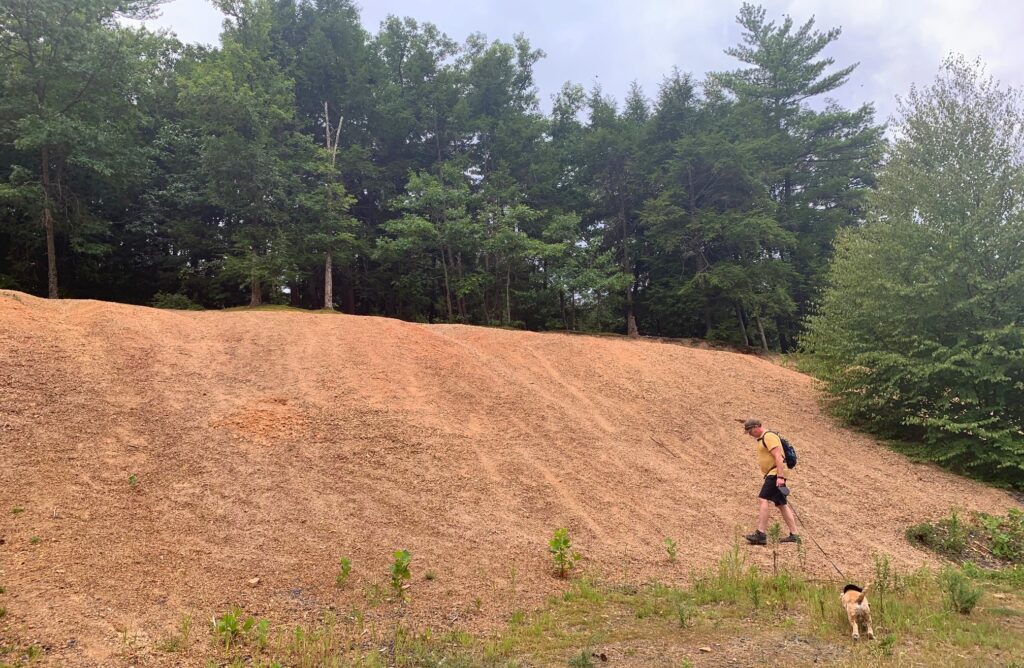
[390,549,412,598]
[128,473,138,488]
[767,521,783,574]
[548,528,581,578]
[212,607,242,650]
[11,550,1024,665]
[211,606,268,652]
[663,537,678,562]
[939,568,983,615]
[977,510,1024,562]
[872,553,901,597]
[335,556,352,588]
[157,614,192,653]
[907,508,1024,566]
[906,510,968,559]
[150,293,203,310]
[801,56,1024,488]
[0,1,877,352]
[0,0,167,298]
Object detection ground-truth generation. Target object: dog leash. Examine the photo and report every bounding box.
[787,500,847,580]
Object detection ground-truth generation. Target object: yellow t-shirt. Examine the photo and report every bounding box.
[757,431,783,477]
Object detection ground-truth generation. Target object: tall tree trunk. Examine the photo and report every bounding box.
[755,313,770,351]
[559,290,570,331]
[776,318,789,353]
[626,280,639,337]
[440,245,454,320]
[704,304,713,338]
[480,293,490,325]
[504,264,512,325]
[344,279,355,314]
[323,250,333,310]
[621,206,639,338]
[736,304,750,347]
[321,102,343,311]
[455,252,467,319]
[627,306,639,337]
[41,147,58,299]
[249,267,261,307]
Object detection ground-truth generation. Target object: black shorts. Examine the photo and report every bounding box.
[758,475,788,506]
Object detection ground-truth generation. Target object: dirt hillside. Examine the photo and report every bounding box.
[0,290,1019,666]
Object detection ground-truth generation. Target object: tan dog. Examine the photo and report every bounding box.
[841,584,874,640]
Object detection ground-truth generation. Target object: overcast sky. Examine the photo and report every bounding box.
[139,0,1024,124]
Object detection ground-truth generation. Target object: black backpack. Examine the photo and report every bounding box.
[764,430,798,469]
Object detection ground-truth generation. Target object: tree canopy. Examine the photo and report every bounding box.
[801,56,1024,487]
[0,1,881,348]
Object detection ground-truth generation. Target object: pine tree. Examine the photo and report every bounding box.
[715,3,883,348]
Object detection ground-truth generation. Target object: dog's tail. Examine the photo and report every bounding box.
[857,583,869,604]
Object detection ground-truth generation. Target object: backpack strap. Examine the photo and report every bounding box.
[760,431,783,477]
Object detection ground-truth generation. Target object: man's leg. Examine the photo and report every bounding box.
[779,503,798,535]
[757,498,772,533]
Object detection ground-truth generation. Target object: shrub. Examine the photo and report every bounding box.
[906,523,936,548]
[212,607,243,650]
[151,292,203,310]
[799,57,1024,489]
[663,537,678,562]
[939,568,982,615]
[336,557,352,588]
[390,550,412,598]
[977,509,1024,563]
[549,528,581,578]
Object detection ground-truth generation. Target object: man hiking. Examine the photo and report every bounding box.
[743,418,800,545]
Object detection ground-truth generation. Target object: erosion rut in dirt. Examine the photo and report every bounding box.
[0,290,1019,666]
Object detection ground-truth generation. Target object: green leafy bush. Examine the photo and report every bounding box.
[390,550,412,598]
[907,508,1024,565]
[939,568,982,615]
[151,292,203,310]
[663,537,677,562]
[336,557,352,588]
[549,528,581,578]
[211,606,268,651]
[800,57,1024,489]
[977,509,1024,562]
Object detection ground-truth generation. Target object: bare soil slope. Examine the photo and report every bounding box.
[0,290,1018,666]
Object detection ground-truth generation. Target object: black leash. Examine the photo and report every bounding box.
[787,500,847,581]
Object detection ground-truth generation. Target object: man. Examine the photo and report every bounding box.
[743,418,800,545]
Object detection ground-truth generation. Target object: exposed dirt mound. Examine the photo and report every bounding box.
[0,290,1019,666]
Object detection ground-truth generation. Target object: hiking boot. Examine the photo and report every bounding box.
[744,530,767,545]
[781,534,801,544]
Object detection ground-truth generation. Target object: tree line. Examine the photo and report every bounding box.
[0,1,881,348]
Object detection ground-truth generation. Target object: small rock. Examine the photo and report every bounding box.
[248,577,260,586]
[699,647,712,653]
